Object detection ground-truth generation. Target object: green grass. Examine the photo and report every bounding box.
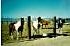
[62,25,70,32]
[1,22,70,43]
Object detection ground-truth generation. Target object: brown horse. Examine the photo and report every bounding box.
[40,19,51,28]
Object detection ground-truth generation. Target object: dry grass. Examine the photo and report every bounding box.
[1,22,70,43]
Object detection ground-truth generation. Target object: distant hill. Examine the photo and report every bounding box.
[65,18,70,23]
[1,18,20,22]
[1,18,70,23]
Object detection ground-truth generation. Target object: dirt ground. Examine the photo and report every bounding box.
[2,36,70,46]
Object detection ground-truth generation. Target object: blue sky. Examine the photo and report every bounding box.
[1,0,70,18]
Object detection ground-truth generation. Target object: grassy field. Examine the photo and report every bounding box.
[1,22,70,44]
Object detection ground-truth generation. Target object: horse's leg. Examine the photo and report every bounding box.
[59,28,61,34]
[20,31,23,40]
[35,29,37,35]
[59,28,62,34]
[9,29,13,39]
[33,29,37,35]
[38,26,40,35]
[16,30,19,40]
[9,30,11,36]
[13,31,16,39]
[33,28,35,36]
[60,28,62,34]
[10,32,13,40]
[35,29,39,35]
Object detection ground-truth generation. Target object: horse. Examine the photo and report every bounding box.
[32,18,50,35]
[40,19,51,28]
[9,20,23,40]
[32,20,40,35]
[57,18,65,34]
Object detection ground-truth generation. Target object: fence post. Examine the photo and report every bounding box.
[21,18,24,29]
[21,18,24,38]
[28,16,31,39]
[1,21,3,24]
[53,16,56,37]
[38,17,41,35]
